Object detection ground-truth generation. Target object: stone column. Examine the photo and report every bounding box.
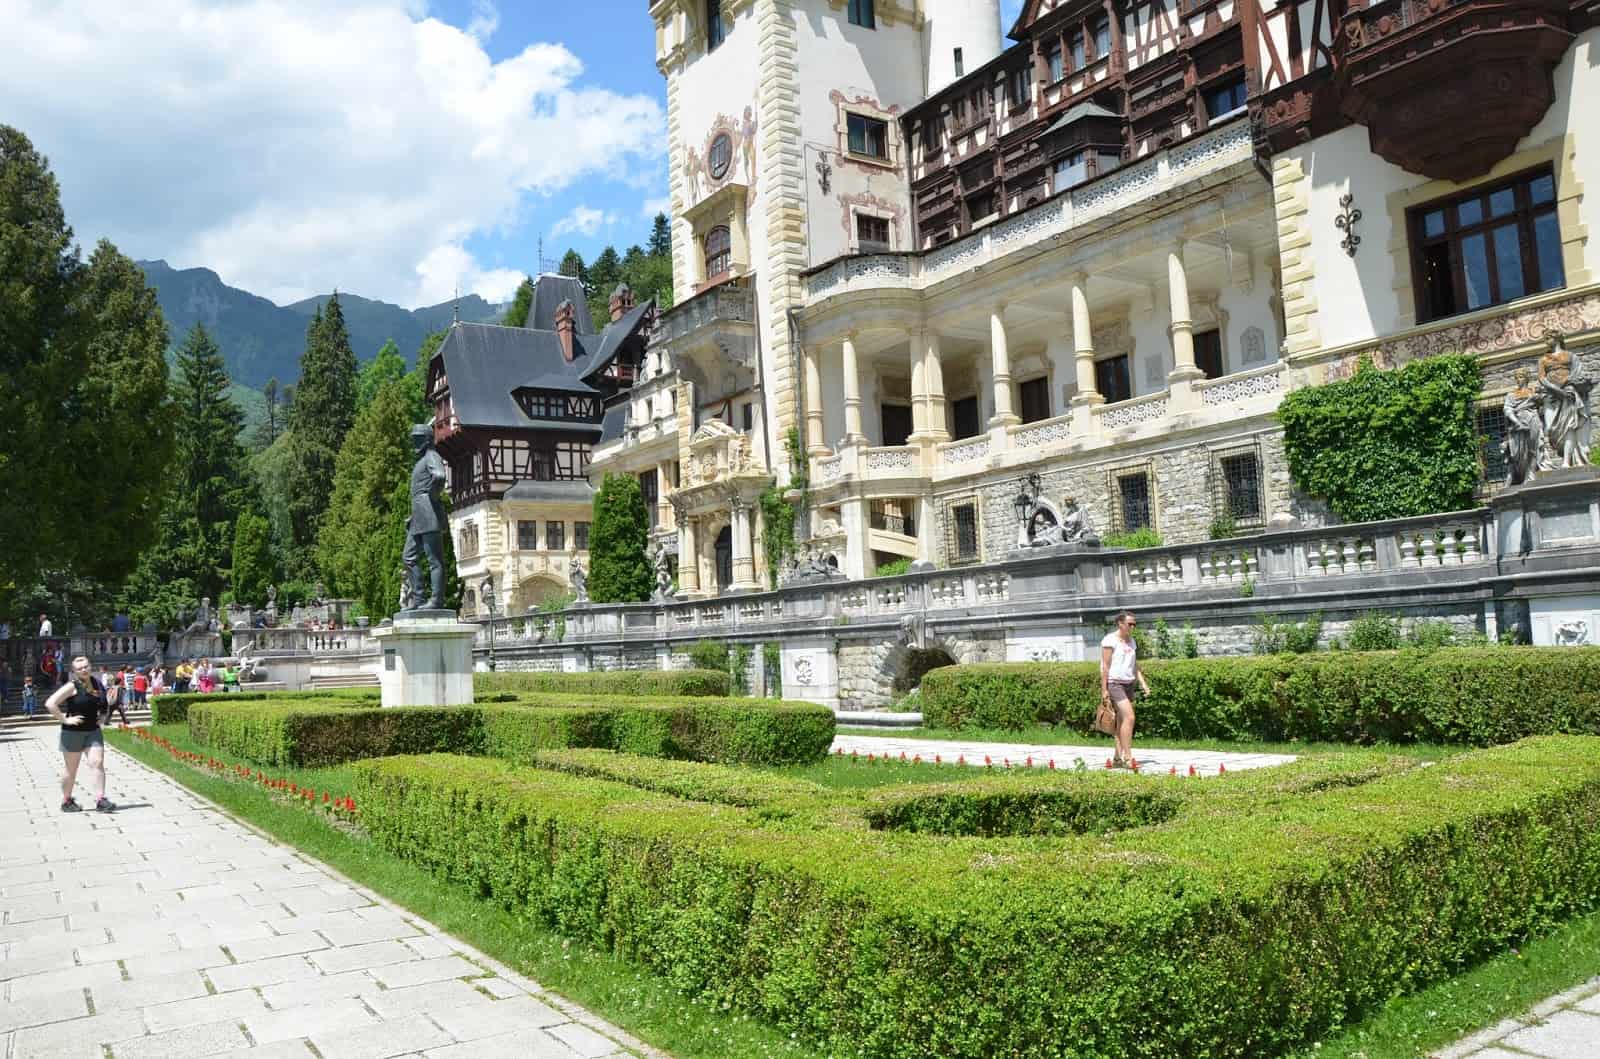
[924,331,950,442]
[1168,241,1202,383]
[1070,275,1101,404]
[803,346,828,456]
[909,332,929,441]
[841,332,865,445]
[988,305,1019,428]
[915,492,938,563]
[730,499,759,591]
[677,515,701,598]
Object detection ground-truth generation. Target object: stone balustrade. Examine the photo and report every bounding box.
[468,505,1592,671]
[231,627,376,656]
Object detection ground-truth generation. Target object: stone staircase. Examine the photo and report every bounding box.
[307,671,380,691]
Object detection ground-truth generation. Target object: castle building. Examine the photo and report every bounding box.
[593,0,1597,595]
[430,276,654,615]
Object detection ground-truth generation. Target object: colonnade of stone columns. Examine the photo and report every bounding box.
[797,242,1199,452]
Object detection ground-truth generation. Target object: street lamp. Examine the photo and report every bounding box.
[481,576,497,671]
[1013,472,1042,549]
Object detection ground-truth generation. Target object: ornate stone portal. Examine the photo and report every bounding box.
[671,418,771,598]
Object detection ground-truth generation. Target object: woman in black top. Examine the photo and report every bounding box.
[44,655,115,813]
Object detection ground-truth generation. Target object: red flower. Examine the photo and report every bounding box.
[1188,764,1197,777]
[984,755,992,767]
[1105,758,1114,769]
[1218,763,1226,775]
[1025,756,1033,768]
[1047,760,1056,770]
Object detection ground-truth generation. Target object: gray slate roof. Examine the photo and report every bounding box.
[1041,101,1119,138]
[434,274,653,433]
[503,480,596,503]
[529,274,594,333]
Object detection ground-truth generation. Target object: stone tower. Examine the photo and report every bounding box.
[650,0,1005,481]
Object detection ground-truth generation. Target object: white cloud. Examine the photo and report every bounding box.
[465,0,499,41]
[549,205,619,240]
[0,0,663,307]
[414,243,525,306]
[641,196,671,218]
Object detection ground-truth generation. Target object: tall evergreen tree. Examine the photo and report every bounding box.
[257,376,282,449]
[316,377,415,617]
[119,323,250,623]
[172,324,251,595]
[0,125,173,608]
[587,247,623,323]
[648,212,671,257]
[502,276,535,328]
[282,293,358,574]
[230,511,274,607]
[587,473,652,603]
[558,249,587,285]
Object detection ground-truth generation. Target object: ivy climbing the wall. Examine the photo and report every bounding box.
[1277,353,1482,522]
[759,427,809,587]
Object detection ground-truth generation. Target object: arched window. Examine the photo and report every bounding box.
[704,226,731,281]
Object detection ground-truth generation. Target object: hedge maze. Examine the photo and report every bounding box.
[166,658,1600,1058]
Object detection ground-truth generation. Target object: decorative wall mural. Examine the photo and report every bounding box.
[837,189,908,248]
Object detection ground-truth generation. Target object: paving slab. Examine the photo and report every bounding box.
[828,733,1296,775]
[1,725,656,1058]
[1434,975,1600,1058]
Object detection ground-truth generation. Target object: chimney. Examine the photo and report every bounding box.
[554,299,576,362]
[608,283,635,323]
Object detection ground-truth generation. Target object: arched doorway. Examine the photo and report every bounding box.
[513,575,567,612]
[714,525,733,592]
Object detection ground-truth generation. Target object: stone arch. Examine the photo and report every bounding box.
[513,575,567,612]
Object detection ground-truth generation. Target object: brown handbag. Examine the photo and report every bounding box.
[1092,697,1117,736]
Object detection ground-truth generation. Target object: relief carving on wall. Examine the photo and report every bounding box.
[1321,292,1600,384]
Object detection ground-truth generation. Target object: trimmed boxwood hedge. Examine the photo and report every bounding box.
[474,668,731,698]
[151,688,379,726]
[351,738,1600,1058]
[185,696,834,768]
[919,647,1600,743]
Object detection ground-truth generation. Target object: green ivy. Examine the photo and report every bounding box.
[1277,353,1482,522]
[875,557,912,577]
[758,428,810,587]
[1102,527,1163,549]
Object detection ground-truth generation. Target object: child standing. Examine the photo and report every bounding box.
[21,676,37,717]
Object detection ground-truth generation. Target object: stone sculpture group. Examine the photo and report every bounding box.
[1503,330,1593,485]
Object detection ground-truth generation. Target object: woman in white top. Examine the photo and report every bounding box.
[1100,610,1151,769]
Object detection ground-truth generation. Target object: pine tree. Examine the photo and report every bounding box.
[257,377,282,448]
[587,473,652,603]
[316,377,416,617]
[648,212,671,257]
[283,293,358,573]
[230,512,274,607]
[558,249,587,285]
[502,276,535,327]
[170,323,252,599]
[588,247,622,323]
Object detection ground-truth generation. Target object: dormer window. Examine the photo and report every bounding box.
[704,225,732,281]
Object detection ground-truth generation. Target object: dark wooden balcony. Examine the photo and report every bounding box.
[1333,0,1576,181]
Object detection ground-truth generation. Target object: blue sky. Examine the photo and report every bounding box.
[0,0,1024,308]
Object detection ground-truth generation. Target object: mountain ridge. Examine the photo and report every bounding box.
[137,259,508,389]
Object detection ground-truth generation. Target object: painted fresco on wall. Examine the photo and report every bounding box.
[684,103,759,209]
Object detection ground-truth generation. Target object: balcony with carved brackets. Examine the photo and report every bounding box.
[1332,0,1577,182]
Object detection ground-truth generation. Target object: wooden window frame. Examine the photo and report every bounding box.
[856,212,891,253]
[705,0,724,51]
[1408,166,1564,324]
[847,0,876,29]
[704,225,732,283]
[846,112,889,160]
[1018,376,1051,424]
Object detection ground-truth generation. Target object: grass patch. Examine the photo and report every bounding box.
[1295,908,1600,1057]
[105,727,823,1059]
[837,724,1460,761]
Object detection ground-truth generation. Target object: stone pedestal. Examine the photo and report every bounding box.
[372,610,476,708]
[1491,467,1600,556]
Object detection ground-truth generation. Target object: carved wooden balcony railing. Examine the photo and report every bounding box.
[1332,0,1575,180]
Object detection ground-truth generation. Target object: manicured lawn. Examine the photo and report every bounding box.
[838,723,1459,761]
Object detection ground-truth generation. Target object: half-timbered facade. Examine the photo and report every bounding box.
[619,0,1598,591]
[429,276,654,614]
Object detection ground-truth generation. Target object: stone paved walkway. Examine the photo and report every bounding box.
[830,733,1296,775]
[0,726,661,1059]
[1432,976,1600,1058]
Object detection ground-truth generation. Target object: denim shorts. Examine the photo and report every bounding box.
[59,728,105,753]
